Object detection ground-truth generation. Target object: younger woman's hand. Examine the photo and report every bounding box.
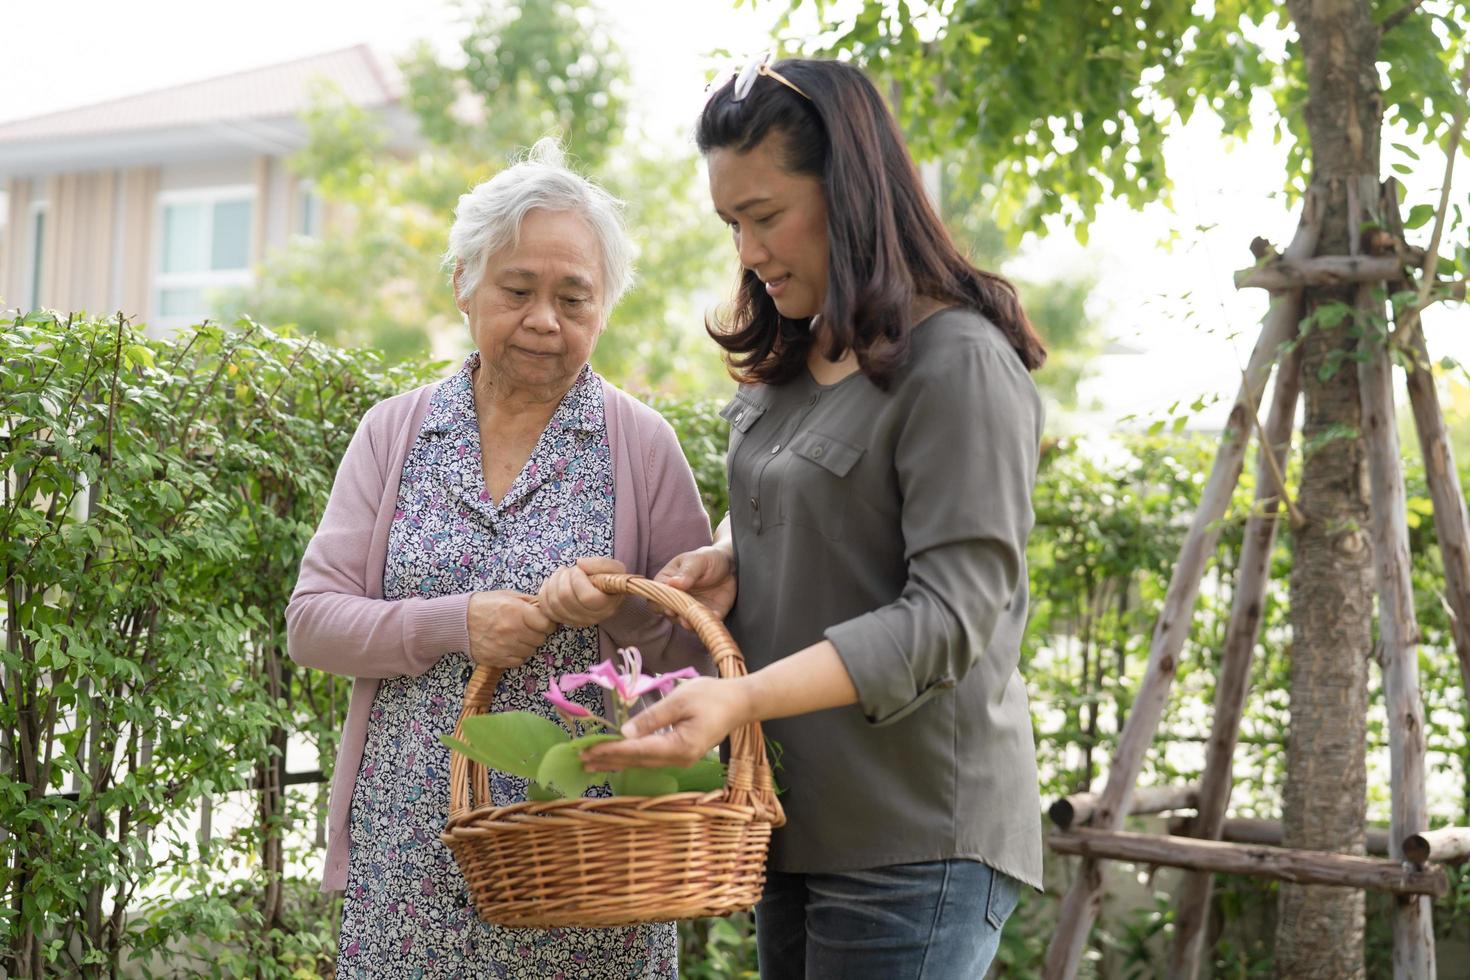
[654,545,737,623]
[580,676,752,771]
[538,556,627,626]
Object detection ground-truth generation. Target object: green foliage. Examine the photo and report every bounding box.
[940,173,1102,409]
[443,713,722,799]
[452,0,629,165]
[537,734,621,797]
[452,713,571,779]
[774,0,1467,242]
[0,311,432,977]
[678,913,760,979]
[772,0,1268,229]
[649,394,734,522]
[991,431,1470,974]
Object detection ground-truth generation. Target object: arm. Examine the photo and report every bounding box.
[285,404,471,679]
[582,639,856,770]
[586,339,1042,767]
[825,342,1041,726]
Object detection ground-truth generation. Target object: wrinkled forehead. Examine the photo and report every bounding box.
[486,209,605,294]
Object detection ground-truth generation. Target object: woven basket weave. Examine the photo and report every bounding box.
[441,572,785,928]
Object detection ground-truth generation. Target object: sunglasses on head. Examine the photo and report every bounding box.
[707,50,810,103]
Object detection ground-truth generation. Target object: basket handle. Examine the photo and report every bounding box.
[448,573,784,825]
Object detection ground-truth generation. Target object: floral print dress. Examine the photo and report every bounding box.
[338,354,678,979]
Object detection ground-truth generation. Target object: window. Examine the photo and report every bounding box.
[28,204,47,310]
[296,184,323,238]
[154,188,254,329]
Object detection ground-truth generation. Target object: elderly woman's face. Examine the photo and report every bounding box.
[458,208,606,398]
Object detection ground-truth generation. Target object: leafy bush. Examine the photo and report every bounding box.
[0,311,432,977]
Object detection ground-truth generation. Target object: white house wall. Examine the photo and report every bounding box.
[159,158,255,193]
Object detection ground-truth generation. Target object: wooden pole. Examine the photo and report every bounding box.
[1354,174,1435,980]
[1048,828,1449,898]
[1381,179,1470,701]
[1042,190,1323,980]
[1168,815,1393,855]
[1234,254,1406,290]
[1049,784,1200,831]
[1402,827,1470,865]
[1166,342,1304,980]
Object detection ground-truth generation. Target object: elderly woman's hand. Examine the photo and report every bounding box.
[538,556,627,626]
[467,590,556,670]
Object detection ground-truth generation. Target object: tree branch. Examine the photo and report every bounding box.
[1392,51,1470,346]
[1380,0,1427,35]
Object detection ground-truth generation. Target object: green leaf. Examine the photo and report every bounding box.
[673,757,726,792]
[1403,204,1436,230]
[123,344,156,369]
[537,734,618,798]
[438,734,498,770]
[1314,303,1350,328]
[609,768,680,796]
[525,781,560,801]
[454,712,572,779]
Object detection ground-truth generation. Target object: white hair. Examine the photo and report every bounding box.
[446,137,634,308]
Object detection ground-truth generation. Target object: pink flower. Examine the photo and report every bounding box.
[555,660,621,697]
[616,646,699,699]
[543,678,590,717]
[545,647,698,723]
[627,665,699,699]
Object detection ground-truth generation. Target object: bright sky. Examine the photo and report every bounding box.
[2,0,1464,433]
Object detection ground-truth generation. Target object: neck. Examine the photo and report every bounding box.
[909,295,948,324]
[471,362,576,423]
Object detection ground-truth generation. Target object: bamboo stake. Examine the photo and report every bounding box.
[1402,827,1470,865]
[1383,148,1470,700]
[1354,173,1435,980]
[1042,190,1323,980]
[1234,254,1405,290]
[1048,784,1200,831]
[1049,828,1448,897]
[1167,815,1392,855]
[1400,321,1470,696]
[1167,341,1304,980]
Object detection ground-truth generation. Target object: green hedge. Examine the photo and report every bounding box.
[3,312,1467,977]
[1,312,432,977]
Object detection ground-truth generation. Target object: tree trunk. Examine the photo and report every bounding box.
[1278,2,1382,976]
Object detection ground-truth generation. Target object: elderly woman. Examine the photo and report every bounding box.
[286,138,711,978]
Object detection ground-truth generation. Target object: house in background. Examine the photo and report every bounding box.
[0,45,416,333]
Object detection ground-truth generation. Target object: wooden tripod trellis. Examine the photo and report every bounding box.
[1040,175,1470,980]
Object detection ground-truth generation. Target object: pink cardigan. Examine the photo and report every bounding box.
[286,374,713,891]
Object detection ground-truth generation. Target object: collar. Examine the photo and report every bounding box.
[421,351,603,436]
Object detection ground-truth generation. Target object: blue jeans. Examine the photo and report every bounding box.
[754,859,1021,979]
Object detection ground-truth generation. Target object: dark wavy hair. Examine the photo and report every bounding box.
[697,58,1046,387]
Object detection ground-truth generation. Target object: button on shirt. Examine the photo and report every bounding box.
[720,309,1044,889]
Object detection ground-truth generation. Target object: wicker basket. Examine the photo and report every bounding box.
[441,572,785,928]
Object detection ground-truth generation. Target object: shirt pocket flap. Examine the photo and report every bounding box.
[790,431,865,477]
[719,394,766,433]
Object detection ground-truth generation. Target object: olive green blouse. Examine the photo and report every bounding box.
[722,308,1044,889]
